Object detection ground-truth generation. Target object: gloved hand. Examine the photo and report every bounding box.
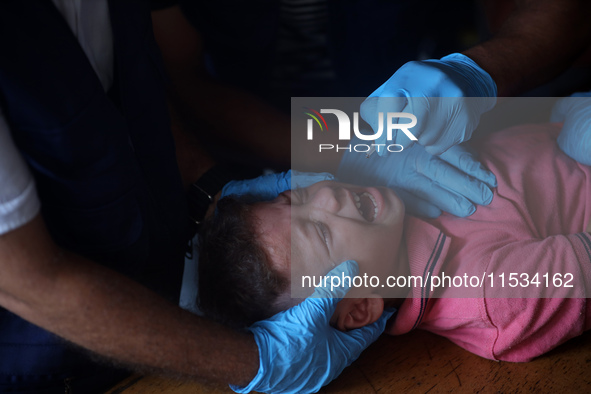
[550,92,591,166]
[221,170,334,201]
[232,260,395,394]
[362,53,497,156]
[338,138,497,218]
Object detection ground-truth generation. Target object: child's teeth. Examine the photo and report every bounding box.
[354,193,362,210]
[356,192,379,221]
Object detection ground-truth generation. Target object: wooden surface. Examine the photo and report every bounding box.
[107,329,591,393]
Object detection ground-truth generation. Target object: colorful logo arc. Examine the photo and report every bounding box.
[303,107,329,132]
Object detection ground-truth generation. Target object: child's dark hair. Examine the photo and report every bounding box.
[197,196,288,328]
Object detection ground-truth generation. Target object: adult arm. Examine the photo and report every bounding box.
[151,5,291,168]
[0,102,258,385]
[0,214,259,385]
[365,0,591,156]
[466,0,591,96]
[355,0,591,216]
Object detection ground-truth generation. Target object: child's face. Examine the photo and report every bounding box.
[252,180,406,298]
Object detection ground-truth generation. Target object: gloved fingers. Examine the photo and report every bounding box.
[306,260,360,320]
[439,145,497,188]
[403,174,477,217]
[335,307,397,354]
[310,260,359,300]
[423,142,454,157]
[418,155,494,207]
[291,170,334,189]
[221,179,253,199]
[221,171,291,201]
[360,95,408,157]
[404,96,430,146]
[551,93,591,122]
[419,98,478,155]
[381,94,416,153]
[438,53,498,98]
[394,96,428,150]
[238,260,365,394]
[221,170,334,202]
[359,96,384,142]
[399,97,468,155]
[420,122,465,157]
[325,308,398,387]
[550,92,591,165]
[550,97,570,123]
[395,189,442,218]
[557,125,591,166]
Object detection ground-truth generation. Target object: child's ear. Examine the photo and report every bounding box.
[331,297,384,332]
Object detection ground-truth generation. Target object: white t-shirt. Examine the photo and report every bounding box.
[0,0,113,235]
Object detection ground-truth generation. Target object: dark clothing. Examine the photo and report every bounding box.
[164,0,478,111]
[0,0,187,391]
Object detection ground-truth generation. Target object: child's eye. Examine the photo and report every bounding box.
[315,222,330,246]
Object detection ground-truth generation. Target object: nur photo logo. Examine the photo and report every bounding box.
[303,107,418,154]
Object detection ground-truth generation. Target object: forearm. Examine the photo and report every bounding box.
[464,0,591,96]
[178,77,292,168]
[0,216,258,386]
[168,100,217,189]
[152,6,291,168]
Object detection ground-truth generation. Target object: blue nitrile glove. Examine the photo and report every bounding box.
[232,260,396,394]
[338,137,497,218]
[550,92,591,166]
[221,170,334,201]
[362,53,497,156]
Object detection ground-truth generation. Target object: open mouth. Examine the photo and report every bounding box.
[353,192,378,222]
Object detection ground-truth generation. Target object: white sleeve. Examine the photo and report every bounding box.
[0,107,41,234]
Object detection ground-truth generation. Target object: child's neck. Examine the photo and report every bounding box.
[380,241,411,305]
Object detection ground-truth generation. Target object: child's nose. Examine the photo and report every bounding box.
[310,186,341,212]
[311,186,358,216]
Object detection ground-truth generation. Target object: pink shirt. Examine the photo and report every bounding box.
[386,123,591,362]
